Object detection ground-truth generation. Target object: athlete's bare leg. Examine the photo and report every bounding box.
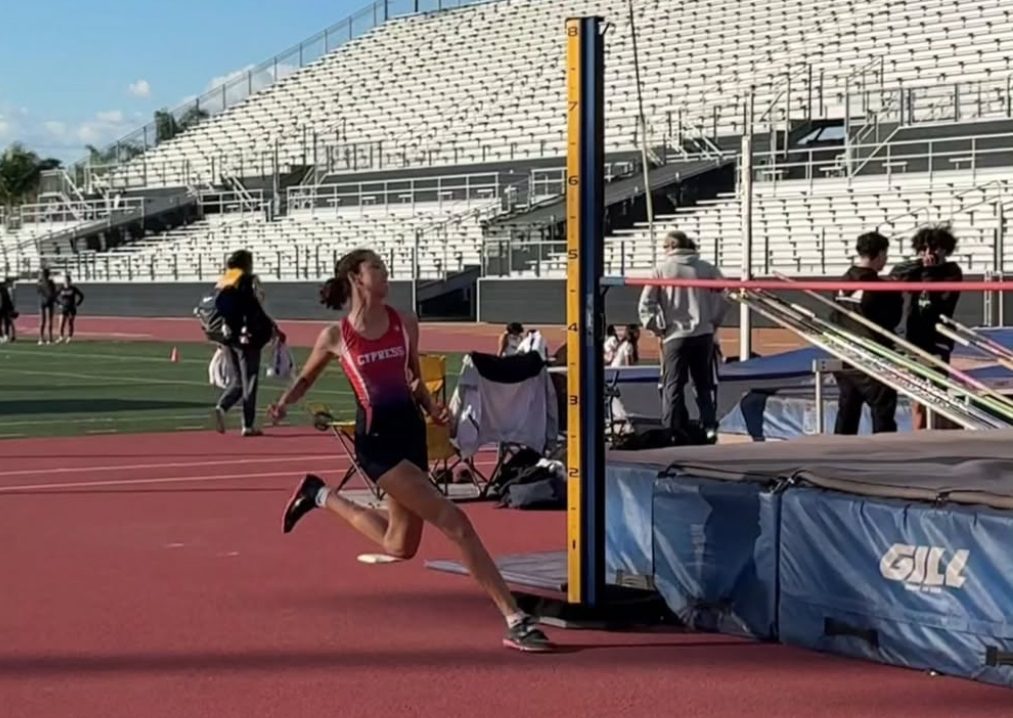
[319,489,424,559]
[377,462,519,618]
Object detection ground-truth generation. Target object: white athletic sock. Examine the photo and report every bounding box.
[314,487,331,508]
[506,612,527,628]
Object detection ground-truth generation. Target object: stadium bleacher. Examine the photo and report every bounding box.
[2,0,1012,289]
[609,170,1012,277]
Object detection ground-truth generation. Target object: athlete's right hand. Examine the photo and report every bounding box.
[429,403,451,425]
[267,403,287,424]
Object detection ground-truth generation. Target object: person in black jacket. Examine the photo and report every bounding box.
[57,274,85,343]
[213,250,285,436]
[889,224,963,430]
[831,232,904,435]
[0,277,17,343]
[37,268,57,345]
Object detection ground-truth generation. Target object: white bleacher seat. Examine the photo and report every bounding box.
[92,0,1013,189]
[52,202,489,283]
[586,169,1012,279]
[21,0,1008,285]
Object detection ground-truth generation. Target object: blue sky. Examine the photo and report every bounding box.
[0,0,371,163]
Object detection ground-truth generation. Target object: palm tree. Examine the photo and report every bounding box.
[85,142,143,165]
[178,106,209,131]
[154,110,179,143]
[0,144,61,210]
[155,105,210,144]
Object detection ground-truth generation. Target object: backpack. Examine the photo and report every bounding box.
[499,470,565,510]
[487,448,566,511]
[194,287,236,344]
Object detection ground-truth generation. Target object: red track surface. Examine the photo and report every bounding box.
[13,314,805,356]
[13,315,529,353]
[1,316,1008,714]
[0,429,1009,717]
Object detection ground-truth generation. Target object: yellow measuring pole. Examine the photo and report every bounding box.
[565,17,583,604]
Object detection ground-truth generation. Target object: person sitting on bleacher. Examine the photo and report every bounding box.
[830,232,904,435]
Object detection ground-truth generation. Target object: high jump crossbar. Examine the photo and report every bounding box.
[602,277,1008,293]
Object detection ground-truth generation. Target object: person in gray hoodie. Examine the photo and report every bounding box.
[638,230,728,443]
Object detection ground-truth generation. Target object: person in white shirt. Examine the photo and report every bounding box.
[603,325,619,364]
[497,322,525,357]
[610,324,640,367]
[517,328,550,361]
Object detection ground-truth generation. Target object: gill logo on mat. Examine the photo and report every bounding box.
[879,544,969,593]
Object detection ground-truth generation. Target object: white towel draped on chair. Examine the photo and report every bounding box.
[449,352,558,459]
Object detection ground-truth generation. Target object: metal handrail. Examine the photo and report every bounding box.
[878,178,1009,234]
[763,130,1013,188]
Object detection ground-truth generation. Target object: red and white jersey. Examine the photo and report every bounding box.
[336,306,414,428]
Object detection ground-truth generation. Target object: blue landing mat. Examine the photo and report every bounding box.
[606,431,1013,688]
[606,453,781,640]
[780,488,1013,686]
[719,387,915,440]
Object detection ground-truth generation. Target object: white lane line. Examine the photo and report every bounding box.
[0,366,351,396]
[0,459,499,493]
[0,468,330,492]
[0,454,341,479]
[0,413,222,428]
[2,346,221,366]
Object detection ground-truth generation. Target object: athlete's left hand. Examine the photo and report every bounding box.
[267,403,287,424]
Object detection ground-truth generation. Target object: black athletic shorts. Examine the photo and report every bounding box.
[354,401,428,483]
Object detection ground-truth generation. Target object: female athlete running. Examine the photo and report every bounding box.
[269,249,553,653]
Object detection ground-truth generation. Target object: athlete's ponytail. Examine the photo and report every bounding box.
[320,249,376,310]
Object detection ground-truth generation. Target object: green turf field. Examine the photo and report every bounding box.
[0,340,464,439]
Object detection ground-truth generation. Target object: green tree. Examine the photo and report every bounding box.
[154,110,179,143]
[85,142,143,165]
[0,143,62,209]
[178,105,209,131]
[153,105,209,144]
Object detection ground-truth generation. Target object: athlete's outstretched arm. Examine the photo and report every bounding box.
[403,312,449,423]
[269,326,337,421]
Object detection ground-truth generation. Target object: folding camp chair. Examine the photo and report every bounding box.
[447,352,558,498]
[307,402,383,499]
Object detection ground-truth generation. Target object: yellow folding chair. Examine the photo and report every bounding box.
[418,354,447,405]
[419,354,490,496]
[307,402,384,499]
[417,355,455,492]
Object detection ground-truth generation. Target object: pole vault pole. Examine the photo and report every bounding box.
[739,122,754,361]
[565,16,606,608]
[626,0,655,266]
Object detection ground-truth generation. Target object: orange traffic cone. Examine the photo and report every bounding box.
[170,346,180,363]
